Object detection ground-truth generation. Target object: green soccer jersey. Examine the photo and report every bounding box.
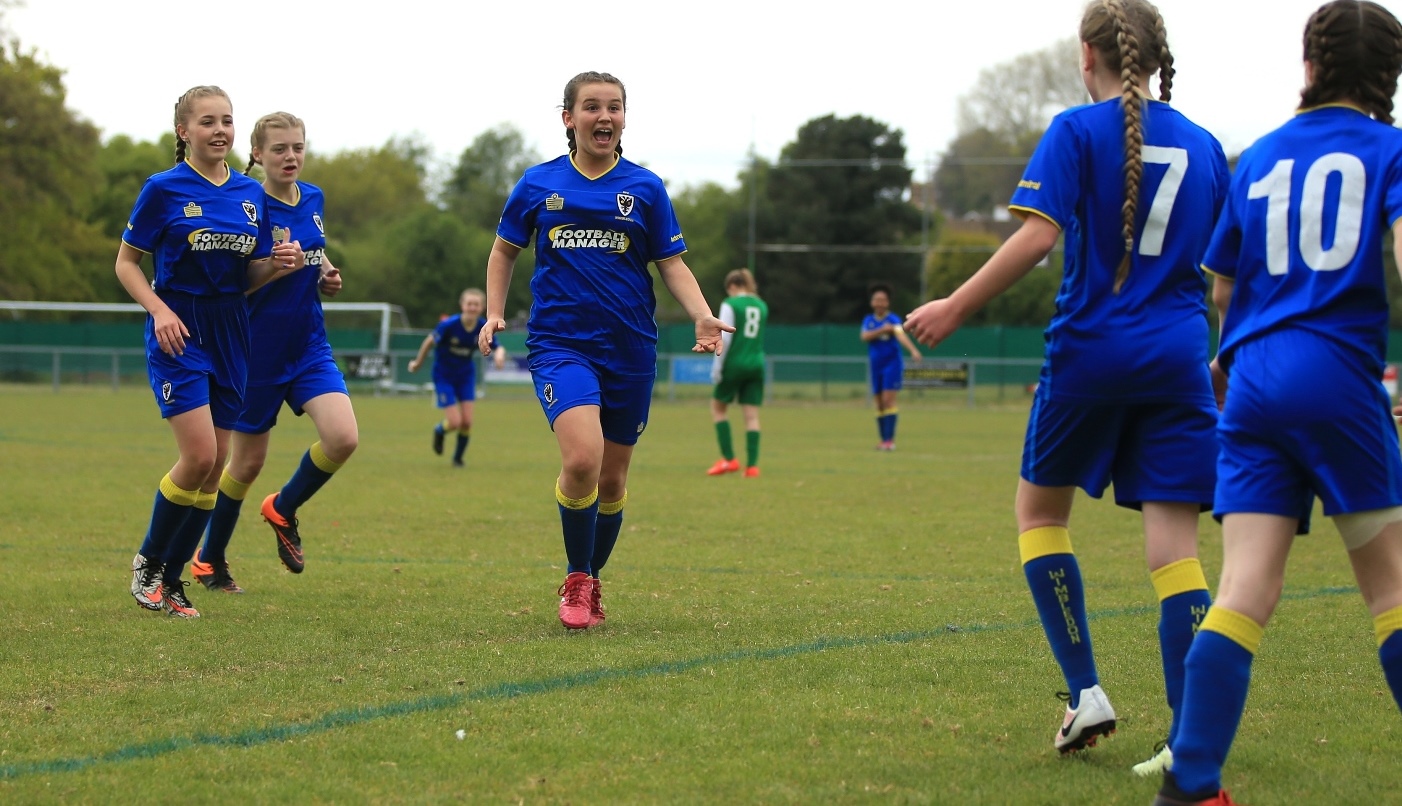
[718,294,767,373]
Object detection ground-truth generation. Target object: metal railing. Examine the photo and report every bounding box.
[0,344,1045,407]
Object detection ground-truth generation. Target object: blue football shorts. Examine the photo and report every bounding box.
[1216,330,1402,521]
[1021,393,1217,510]
[529,349,655,446]
[870,356,904,395]
[434,371,477,407]
[235,349,349,434]
[145,293,249,430]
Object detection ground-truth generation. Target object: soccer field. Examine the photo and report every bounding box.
[0,387,1396,804]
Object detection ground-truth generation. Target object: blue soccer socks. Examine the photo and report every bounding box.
[1172,606,1262,797]
[274,441,342,519]
[200,470,251,566]
[454,427,471,465]
[1020,526,1098,707]
[557,482,600,575]
[138,473,199,559]
[1377,605,1402,712]
[591,491,627,577]
[1152,558,1212,746]
[163,490,216,583]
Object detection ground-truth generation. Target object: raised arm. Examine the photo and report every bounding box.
[480,237,521,355]
[892,323,922,360]
[904,214,1060,348]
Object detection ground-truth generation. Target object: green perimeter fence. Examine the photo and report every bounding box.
[1,318,1335,404]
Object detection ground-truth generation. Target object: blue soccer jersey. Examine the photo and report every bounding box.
[863,313,904,364]
[1205,105,1402,376]
[246,181,331,386]
[497,154,687,374]
[1009,99,1229,403]
[123,161,273,296]
[433,315,495,383]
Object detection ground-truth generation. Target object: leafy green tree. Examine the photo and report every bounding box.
[442,125,539,232]
[936,37,1083,218]
[0,37,109,300]
[924,229,1062,327]
[663,181,747,320]
[300,136,431,236]
[91,134,174,241]
[751,115,922,323]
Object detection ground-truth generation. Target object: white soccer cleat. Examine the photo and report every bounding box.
[1054,684,1117,753]
[1132,742,1173,777]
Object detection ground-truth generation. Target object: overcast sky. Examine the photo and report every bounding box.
[7,0,1361,189]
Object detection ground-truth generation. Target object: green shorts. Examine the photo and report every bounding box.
[713,364,765,406]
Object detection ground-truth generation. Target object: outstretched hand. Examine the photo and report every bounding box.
[478,318,506,356]
[903,299,963,348]
[692,315,734,355]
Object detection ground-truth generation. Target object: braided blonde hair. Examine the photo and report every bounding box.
[1080,0,1173,293]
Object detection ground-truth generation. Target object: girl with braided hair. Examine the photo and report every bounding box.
[905,0,1228,765]
[189,112,360,592]
[1157,3,1402,804]
[119,87,306,618]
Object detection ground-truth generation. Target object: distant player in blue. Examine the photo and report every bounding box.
[118,87,305,619]
[860,283,922,450]
[408,288,507,467]
[1159,5,1402,805]
[906,0,1226,769]
[189,112,360,593]
[478,71,730,631]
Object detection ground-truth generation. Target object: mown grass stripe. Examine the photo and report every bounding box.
[0,585,1355,781]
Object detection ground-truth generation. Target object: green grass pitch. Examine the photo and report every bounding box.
[0,385,1397,803]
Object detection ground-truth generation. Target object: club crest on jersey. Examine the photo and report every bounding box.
[183,202,202,218]
[616,193,634,217]
[160,381,173,402]
[543,383,555,407]
[546,193,565,211]
[313,213,325,234]
[242,201,258,224]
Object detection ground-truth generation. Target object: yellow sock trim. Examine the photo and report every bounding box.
[1376,605,1402,648]
[1018,526,1073,565]
[886,407,899,415]
[1201,606,1264,655]
[218,470,252,501]
[599,490,628,516]
[556,482,599,510]
[310,441,344,473]
[458,427,471,436]
[441,419,452,431]
[158,474,200,507]
[194,490,217,510]
[1151,558,1210,601]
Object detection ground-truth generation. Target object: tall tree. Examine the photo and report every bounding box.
[0,36,109,300]
[442,125,540,232]
[664,181,747,320]
[936,37,1084,218]
[751,115,922,323]
[300,136,431,236]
